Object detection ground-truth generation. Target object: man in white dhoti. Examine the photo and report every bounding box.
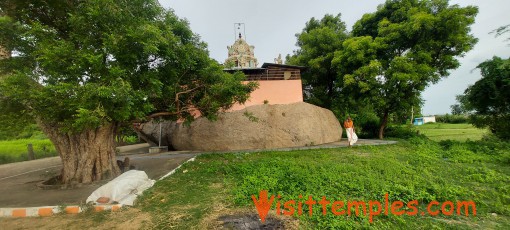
[343,116,358,147]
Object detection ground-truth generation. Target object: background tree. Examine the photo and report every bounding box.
[450,94,471,115]
[333,0,478,139]
[450,104,464,115]
[491,24,510,43]
[0,0,256,184]
[0,107,40,140]
[286,14,350,114]
[461,57,510,139]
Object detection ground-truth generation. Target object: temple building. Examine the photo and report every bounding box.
[225,33,258,68]
[136,32,342,152]
[224,34,305,111]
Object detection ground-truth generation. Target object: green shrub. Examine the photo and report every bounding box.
[385,125,424,139]
[439,137,510,164]
[116,135,140,146]
[124,135,139,144]
[435,114,468,124]
[0,122,48,141]
[351,113,380,138]
[469,114,510,140]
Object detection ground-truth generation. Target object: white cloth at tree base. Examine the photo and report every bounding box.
[86,170,155,206]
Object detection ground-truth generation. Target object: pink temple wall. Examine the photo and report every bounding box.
[230,79,303,111]
[174,79,303,122]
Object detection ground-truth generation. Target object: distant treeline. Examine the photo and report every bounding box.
[434,114,469,124]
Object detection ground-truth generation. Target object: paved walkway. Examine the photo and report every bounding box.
[0,139,395,208]
[0,145,195,208]
[200,139,397,154]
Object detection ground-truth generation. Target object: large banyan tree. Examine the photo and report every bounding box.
[0,0,255,184]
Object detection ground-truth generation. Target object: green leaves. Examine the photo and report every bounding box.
[348,0,477,138]
[288,14,349,110]
[461,56,510,139]
[72,107,108,132]
[0,0,255,133]
[289,0,479,138]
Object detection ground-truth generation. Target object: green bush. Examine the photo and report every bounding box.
[124,135,139,144]
[469,114,510,140]
[385,125,424,139]
[435,114,468,124]
[439,137,510,164]
[0,122,48,141]
[350,113,380,138]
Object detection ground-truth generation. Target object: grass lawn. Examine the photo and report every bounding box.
[415,123,488,142]
[2,125,508,229]
[0,139,57,164]
[131,137,510,229]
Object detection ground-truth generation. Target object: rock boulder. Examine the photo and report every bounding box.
[137,102,342,151]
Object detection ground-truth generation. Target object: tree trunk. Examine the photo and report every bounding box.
[38,121,120,185]
[378,111,389,140]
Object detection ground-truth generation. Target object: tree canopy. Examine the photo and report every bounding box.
[0,0,256,184]
[461,57,510,139]
[287,14,349,113]
[291,0,478,139]
[491,24,510,43]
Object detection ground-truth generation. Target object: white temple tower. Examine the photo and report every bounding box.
[225,33,258,68]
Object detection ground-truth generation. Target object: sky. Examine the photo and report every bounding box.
[158,0,510,115]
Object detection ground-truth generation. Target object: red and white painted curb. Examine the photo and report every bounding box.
[0,204,123,217]
[159,157,195,180]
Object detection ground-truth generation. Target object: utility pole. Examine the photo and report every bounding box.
[27,144,35,160]
[411,106,414,125]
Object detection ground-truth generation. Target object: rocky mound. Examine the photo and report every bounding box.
[137,102,342,151]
